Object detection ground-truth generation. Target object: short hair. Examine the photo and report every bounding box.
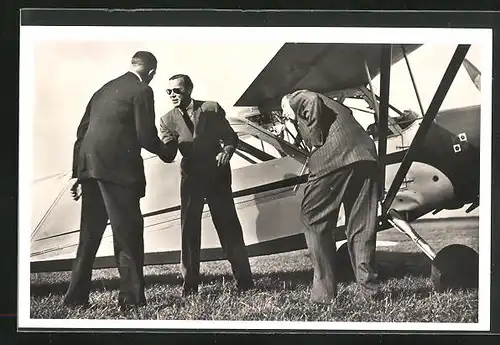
[131,51,157,69]
[169,74,193,90]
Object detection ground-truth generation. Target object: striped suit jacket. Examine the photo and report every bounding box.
[289,89,378,180]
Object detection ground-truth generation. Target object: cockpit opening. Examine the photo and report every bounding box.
[366,109,420,140]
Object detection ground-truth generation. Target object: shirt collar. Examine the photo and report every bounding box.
[130,70,143,82]
[185,98,194,113]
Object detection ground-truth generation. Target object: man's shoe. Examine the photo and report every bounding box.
[118,303,145,312]
[62,297,90,308]
[310,291,337,304]
[361,290,383,302]
[118,298,147,312]
[118,294,147,310]
[310,284,337,304]
[182,285,199,297]
[237,280,255,292]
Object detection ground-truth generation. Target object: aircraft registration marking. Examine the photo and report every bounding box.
[458,132,468,142]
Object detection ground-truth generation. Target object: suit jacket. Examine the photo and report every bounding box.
[72,72,177,196]
[289,89,378,180]
[159,99,237,181]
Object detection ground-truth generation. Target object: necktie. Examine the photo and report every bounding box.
[180,107,194,134]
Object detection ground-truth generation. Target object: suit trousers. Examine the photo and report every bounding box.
[300,161,379,303]
[179,169,253,291]
[63,178,146,306]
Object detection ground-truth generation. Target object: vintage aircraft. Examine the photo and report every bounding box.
[30,43,482,292]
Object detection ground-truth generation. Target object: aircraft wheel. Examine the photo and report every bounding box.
[336,242,356,282]
[430,244,479,292]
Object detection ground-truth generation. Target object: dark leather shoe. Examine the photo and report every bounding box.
[62,297,90,308]
[237,280,255,291]
[310,296,336,304]
[361,290,383,302]
[118,299,146,312]
[118,294,146,310]
[182,285,199,297]
[310,290,337,304]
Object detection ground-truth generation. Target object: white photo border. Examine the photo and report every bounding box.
[18,26,493,332]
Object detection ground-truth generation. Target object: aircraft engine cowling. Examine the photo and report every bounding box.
[388,161,456,216]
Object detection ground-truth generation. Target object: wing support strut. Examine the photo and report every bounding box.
[378,44,392,201]
[381,44,471,215]
[402,44,426,117]
[364,61,380,124]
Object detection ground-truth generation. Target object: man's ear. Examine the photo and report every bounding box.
[147,68,156,77]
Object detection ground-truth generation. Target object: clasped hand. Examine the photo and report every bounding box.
[70,179,82,201]
[216,150,231,166]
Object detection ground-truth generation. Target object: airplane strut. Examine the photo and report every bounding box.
[378,44,392,202]
[402,44,426,117]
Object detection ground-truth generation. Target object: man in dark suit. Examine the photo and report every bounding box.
[63,51,178,309]
[159,74,254,296]
[281,89,381,303]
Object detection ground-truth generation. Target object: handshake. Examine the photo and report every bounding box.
[157,136,179,164]
[161,135,233,167]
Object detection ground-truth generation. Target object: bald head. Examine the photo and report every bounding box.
[281,93,296,120]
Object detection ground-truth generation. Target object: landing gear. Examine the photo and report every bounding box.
[387,209,479,292]
[431,244,479,292]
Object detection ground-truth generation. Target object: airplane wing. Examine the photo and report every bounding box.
[234,43,421,109]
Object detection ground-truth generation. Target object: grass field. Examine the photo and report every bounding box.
[29,217,480,324]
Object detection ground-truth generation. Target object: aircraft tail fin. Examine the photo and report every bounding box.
[462,58,481,92]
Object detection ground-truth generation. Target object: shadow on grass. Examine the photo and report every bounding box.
[377,251,431,279]
[30,250,433,298]
[385,285,433,299]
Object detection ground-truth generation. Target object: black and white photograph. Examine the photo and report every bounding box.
[18,25,492,331]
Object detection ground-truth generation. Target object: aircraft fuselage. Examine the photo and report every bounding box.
[384,104,480,219]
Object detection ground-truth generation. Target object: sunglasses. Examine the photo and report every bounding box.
[166,88,183,95]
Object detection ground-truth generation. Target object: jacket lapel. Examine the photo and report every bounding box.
[192,100,204,137]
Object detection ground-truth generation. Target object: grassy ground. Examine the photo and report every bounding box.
[29,218,480,323]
